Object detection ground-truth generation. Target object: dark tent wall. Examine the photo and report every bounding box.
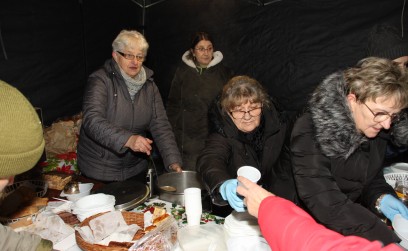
[146,0,404,113]
[0,0,405,125]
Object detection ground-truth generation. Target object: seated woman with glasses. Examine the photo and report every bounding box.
[291,57,408,245]
[78,30,182,183]
[197,75,298,214]
[166,31,233,171]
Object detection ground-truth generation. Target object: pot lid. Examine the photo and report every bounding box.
[93,180,149,211]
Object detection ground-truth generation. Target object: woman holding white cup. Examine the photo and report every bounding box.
[197,76,298,213]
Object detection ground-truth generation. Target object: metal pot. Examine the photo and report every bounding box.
[156,171,203,206]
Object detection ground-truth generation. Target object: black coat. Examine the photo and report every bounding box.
[291,72,400,244]
[197,98,298,207]
[166,51,233,170]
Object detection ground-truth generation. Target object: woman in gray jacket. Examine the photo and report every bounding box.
[78,30,182,182]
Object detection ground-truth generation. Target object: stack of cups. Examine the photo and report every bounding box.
[184,187,202,226]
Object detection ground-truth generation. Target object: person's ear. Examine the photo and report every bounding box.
[347,93,357,103]
[112,51,118,61]
[190,49,195,58]
[347,93,358,112]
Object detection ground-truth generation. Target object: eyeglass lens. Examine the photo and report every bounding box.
[364,103,399,123]
[117,51,144,62]
[231,107,262,119]
[195,47,213,52]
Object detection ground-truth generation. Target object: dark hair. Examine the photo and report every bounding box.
[186,32,214,60]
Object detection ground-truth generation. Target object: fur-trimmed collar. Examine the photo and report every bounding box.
[309,71,367,159]
[181,50,223,69]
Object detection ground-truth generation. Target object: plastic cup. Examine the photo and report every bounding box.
[184,187,202,226]
[237,166,261,184]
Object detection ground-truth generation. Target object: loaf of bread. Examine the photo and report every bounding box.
[8,217,33,229]
[9,205,40,218]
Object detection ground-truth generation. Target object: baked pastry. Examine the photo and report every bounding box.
[43,171,72,190]
[7,197,48,218]
[9,205,40,218]
[57,212,80,226]
[0,185,39,217]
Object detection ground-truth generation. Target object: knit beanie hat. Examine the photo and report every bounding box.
[367,24,408,60]
[0,80,45,178]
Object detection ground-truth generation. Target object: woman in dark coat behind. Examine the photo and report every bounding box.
[166,32,233,171]
[197,75,297,213]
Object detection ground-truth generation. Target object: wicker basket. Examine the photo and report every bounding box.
[75,211,145,251]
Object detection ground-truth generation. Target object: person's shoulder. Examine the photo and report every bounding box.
[292,111,313,135]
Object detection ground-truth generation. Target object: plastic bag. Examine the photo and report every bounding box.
[128,216,178,251]
[177,223,227,251]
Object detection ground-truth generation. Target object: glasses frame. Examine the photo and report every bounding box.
[363,103,400,123]
[116,51,145,62]
[194,47,213,53]
[229,107,262,119]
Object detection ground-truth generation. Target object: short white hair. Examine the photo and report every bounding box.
[112,30,149,55]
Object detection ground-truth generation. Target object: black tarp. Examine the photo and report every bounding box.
[0,0,404,125]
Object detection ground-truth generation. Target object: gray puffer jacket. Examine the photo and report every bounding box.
[78,59,181,181]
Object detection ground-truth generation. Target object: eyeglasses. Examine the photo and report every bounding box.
[363,103,400,123]
[195,47,213,53]
[116,51,145,62]
[229,107,262,119]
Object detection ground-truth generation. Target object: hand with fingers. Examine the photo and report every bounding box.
[220,179,245,212]
[125,135,153,155]
[236,176,275,218]
[379,194,408,221]
[169,163,183,173]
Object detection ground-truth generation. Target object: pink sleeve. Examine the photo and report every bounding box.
[258,196,402,251]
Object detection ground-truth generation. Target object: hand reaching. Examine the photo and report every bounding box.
[125,135,153,155]
[220,179,245,212]
[169,163,183,173]
[380,194,408,221]
[236,176,274,218]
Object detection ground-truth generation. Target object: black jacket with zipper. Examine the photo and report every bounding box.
[197,97,298,207]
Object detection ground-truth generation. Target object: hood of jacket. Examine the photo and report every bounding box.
[181,50,224,69]
[309,71,367,159]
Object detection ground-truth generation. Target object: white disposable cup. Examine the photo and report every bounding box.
[186,212,202,226]
[184,187,202,226]
[237,166,261,185]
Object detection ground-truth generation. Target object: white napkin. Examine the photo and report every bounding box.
[97,224,140,246]
[226,236,271,251]
[48,201,73,214]
[22,211,74,244]
[76,211,141,246]
[89,211,128,242]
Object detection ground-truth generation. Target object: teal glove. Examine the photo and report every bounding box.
[380,194,408,221]
[220,179,245,212]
